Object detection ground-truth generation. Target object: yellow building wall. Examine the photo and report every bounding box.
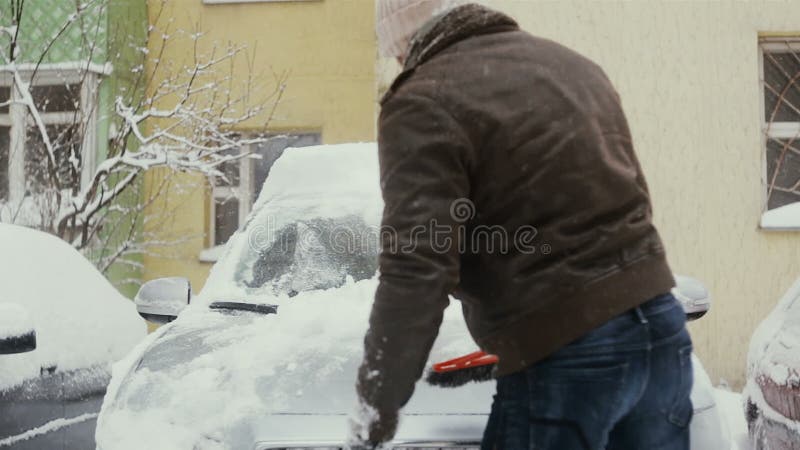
[480,0,800,388]
[142,0,378,293]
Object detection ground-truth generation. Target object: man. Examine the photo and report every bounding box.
[350,1,693,449]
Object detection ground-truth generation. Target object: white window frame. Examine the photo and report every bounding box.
[0,67,100,205]
[208,145,254,250]
[759,38,800,230]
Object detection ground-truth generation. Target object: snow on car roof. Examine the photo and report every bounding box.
[248,142,381,224]
[0,223,146,391]
[198,142,383,304]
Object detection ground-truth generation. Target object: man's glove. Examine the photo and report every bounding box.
[346,400,399,449]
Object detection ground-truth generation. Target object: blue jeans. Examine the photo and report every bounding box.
[481,293,694,450]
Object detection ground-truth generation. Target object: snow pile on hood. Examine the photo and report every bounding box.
[199,142,382,305]
[96,278,480,450]
[0,223,146,390]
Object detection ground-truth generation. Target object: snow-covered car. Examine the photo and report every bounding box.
[96,143,731,450]
[0,224,146,449]
[745,276,800,449]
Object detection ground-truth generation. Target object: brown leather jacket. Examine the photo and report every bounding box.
[356,4,674,443]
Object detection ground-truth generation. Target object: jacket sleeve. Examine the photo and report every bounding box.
[355,91,473,444]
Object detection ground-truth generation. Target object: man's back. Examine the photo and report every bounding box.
[379,6,673,375]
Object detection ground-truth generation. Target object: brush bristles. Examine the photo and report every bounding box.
[425,364,495,388]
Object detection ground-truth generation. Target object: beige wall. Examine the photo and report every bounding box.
[477,0,800,388]
[142,0,378,292]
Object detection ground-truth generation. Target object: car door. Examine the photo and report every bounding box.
[0,366,108,449]
[0,367,67,449]
[61,367,109,450]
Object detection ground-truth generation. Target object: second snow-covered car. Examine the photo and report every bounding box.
[96,143,731,450]
[0,223,146,449]
[745,276,800,449]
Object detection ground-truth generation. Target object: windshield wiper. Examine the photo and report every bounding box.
[209,302,278,315]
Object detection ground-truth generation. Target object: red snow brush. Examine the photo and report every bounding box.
[425,351,499,388]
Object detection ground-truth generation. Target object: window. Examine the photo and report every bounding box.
[760,39,800,228]
[0,69,98,208]
[207,133,321,253]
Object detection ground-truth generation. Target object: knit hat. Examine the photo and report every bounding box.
[376,0,471,59]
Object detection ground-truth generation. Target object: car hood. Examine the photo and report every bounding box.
[251,414,487,450]
[96,278,490,450]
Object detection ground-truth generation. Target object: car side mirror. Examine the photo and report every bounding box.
[135,277,191,324]
[673,274,711,321]
[0,303,36,354]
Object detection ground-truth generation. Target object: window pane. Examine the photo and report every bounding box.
[214,148,241,187]
[763,49,800,123]
[0,126,8,201]
[25,124,82,193]
[766,137,800,210]
[252,133,321,200]
[30,84,81,113]
[216,160,241,187]
[214,197,240,246]
[0,86,9,114]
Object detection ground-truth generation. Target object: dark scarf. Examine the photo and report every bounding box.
[404,3,519,71]
[382,4,519,103]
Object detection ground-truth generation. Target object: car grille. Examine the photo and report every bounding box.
[757,375,800,421]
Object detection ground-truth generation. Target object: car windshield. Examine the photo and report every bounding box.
[234,215,379,297]
[198,144,384,304]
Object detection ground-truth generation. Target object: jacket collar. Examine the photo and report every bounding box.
[381,4,519,104]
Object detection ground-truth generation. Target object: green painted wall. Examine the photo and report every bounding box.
[95,0,149,299]
[0,0,108,64]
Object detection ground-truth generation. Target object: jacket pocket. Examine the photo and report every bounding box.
[668,345,694,428]
[533,360,629,384]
